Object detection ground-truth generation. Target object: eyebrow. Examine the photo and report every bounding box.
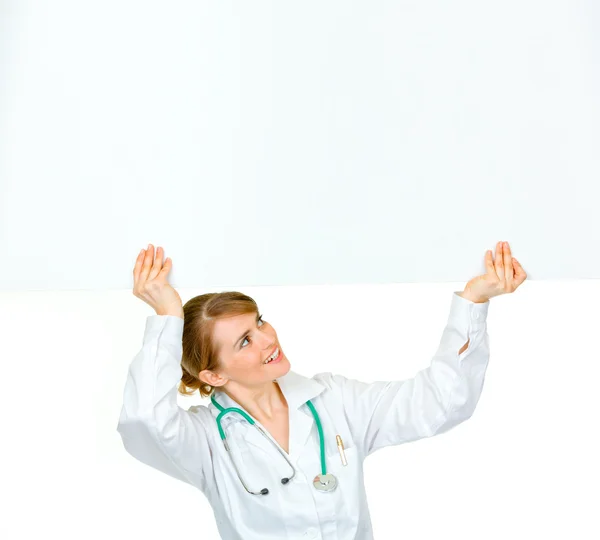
[234,313,261,349]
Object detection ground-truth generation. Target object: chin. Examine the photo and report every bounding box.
[278,359,291,376]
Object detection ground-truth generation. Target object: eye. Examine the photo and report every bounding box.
[241,315,265,348]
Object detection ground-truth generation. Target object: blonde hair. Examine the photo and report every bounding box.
[179,291,259,398]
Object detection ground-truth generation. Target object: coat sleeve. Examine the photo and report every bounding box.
[324,291,490,458]
[116,315,213,488]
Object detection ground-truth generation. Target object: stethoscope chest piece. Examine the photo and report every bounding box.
[313,473,338,492]
[212,393,339,496]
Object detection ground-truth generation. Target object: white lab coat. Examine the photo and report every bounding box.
[117,291,490,540]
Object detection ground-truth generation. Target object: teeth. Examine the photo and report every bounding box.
[265,347,279,364]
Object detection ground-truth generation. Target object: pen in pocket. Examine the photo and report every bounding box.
[336,435,347,466]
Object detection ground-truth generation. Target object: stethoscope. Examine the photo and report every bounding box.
[211,393,338,495]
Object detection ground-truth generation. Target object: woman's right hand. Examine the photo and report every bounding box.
[133,244,183,317]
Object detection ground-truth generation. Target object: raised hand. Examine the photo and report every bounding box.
[463,241,527,302]
[133,244,184,317]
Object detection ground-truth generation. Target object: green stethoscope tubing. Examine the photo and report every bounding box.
[210,394,328,477]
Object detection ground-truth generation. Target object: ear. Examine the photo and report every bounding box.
[199,369,227,388]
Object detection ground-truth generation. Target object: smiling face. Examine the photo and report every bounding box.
[199,311,290,390]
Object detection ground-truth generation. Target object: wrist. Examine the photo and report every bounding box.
[156,308,184,319]
[459,290,488,303]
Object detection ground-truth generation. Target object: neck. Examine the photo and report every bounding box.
[222,380,288,421]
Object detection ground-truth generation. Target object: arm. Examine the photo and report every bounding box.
[326,290,490,458]
[116,315,213,488]
[457,288,488,353]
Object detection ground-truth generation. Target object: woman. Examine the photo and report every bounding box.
[117,241,526,540]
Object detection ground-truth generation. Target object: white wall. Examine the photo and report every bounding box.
[1,281,599,539]
[1,1,599,291]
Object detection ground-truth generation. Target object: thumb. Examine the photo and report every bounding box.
[512,258,527,282]
[484,250,495,273]
[160,257,172,276]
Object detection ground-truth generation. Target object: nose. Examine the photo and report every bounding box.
[262,335,276,350]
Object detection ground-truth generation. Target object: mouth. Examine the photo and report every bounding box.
[264,346,282,365]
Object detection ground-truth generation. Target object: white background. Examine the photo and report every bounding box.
[1,282,599,539]
[1,1,599,539]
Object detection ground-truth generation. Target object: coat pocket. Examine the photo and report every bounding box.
[322,445,362,530]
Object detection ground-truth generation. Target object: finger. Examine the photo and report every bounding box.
[133,249,145,284]
[139,244,154,283]
[503,242,513,287]
[495,241,504,280]
[148,246,164,281]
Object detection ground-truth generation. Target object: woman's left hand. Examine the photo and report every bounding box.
[464,241,527,302]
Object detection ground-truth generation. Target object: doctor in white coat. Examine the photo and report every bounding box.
[117,241,526,540]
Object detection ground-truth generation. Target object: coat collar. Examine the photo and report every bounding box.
[208,369,326,420]
[207,369,327,465]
